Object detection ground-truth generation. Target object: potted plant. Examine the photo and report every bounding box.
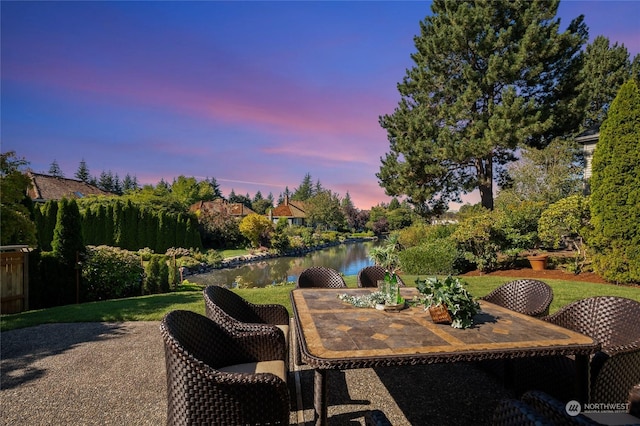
[416,276,480,329]
[368,235,403,305]
[526,252,549,270]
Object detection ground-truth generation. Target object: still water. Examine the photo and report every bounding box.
[188,240,380,288]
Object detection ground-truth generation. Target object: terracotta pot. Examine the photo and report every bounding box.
[527,255,549,271]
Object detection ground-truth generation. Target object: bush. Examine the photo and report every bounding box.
[451,211,502,272]
[144,255,163,294]
[397,223,456,248]
[30,250,77,308]
[399,239,464,275]
[82,246,143,301]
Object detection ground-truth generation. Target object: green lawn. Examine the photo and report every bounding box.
[2,274,639,332]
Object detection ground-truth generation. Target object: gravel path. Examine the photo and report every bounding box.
[1,321,514,425]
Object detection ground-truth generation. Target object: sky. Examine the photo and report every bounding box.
[2,1,639,210]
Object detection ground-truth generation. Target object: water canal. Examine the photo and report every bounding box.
[187,240,380,288]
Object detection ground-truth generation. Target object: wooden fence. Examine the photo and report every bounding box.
[1,246,29,314]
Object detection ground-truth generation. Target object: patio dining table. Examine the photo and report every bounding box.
[291,287,600,426]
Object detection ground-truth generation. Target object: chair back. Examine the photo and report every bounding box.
[297,266,346,288]
[545,296,640,350]
[204,285,264,326]
[357,265,405,288]
[161,309,247,369]
[481,279,553,317]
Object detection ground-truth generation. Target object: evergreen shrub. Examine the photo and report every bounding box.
[82,245,143,301]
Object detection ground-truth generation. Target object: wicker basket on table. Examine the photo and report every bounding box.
[428,304,452,324]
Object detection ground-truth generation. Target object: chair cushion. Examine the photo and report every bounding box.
[276,324,289,346]
[219,360,287,383]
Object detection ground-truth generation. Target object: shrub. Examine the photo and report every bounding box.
[538,195,591,273]
[399,239,464,275]
[82,245,143,301]
[52,198,85,265]
[451,211,502,272]
[144,255,161,294]
[589,79,640,283]
[398,223,457,248]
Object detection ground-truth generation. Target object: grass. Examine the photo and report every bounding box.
[219,248,250,258]
[2,274,639,332]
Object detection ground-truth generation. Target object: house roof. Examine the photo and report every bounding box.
[271,199,307,218]
[27,172,113,202]
[189,199,256,217]
[576,125,600,144]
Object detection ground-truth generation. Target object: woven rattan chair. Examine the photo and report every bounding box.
[481,279,553,317]
[203,285,289,362]
[160,310,290,425]
[296,266,346,288]
[357,265,406,288]
[540,296,640,404]
[493,390,601,425]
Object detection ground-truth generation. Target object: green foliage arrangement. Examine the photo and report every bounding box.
[589,79,640,284]
[416,276,480,329]
[82,245,143,301]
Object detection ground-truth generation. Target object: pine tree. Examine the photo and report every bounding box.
[589,79,640,283]
[575,36,632,131]
[75,159,91,182]
[378,0,587,211]
[292,173,313,201]
[122,174,139,193]
[48,160,64,177]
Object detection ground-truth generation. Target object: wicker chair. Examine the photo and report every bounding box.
[540,296,640,404]
[357,265,406,288]
[203,285,289,362]
[481,279,553,317]
[160,310,290,425]
[296,266,346,288]
[493,390,601,425]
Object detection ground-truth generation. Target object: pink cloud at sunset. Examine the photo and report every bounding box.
[2,1,639,211]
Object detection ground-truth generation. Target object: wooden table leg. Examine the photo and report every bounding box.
[575,354,590,404]
[314,369,328,426]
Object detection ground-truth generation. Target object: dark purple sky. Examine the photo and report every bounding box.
[2,1,638,209]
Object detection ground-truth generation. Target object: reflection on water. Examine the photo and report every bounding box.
[188,240,380,288]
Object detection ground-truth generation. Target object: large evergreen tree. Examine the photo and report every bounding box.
[575,36,632,131]
[378,0,587,211]
[589,79,640,284]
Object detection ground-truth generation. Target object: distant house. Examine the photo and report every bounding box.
[268,195,307,226]
[576,125,600,181]
[576,125,600,195]
[189,199,256,218]
[27,172,113,203]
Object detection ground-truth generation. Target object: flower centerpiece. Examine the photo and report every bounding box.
[416,276,480,329]
[368,235,403,306]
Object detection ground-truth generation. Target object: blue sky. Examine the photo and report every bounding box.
[2,1,639,209]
